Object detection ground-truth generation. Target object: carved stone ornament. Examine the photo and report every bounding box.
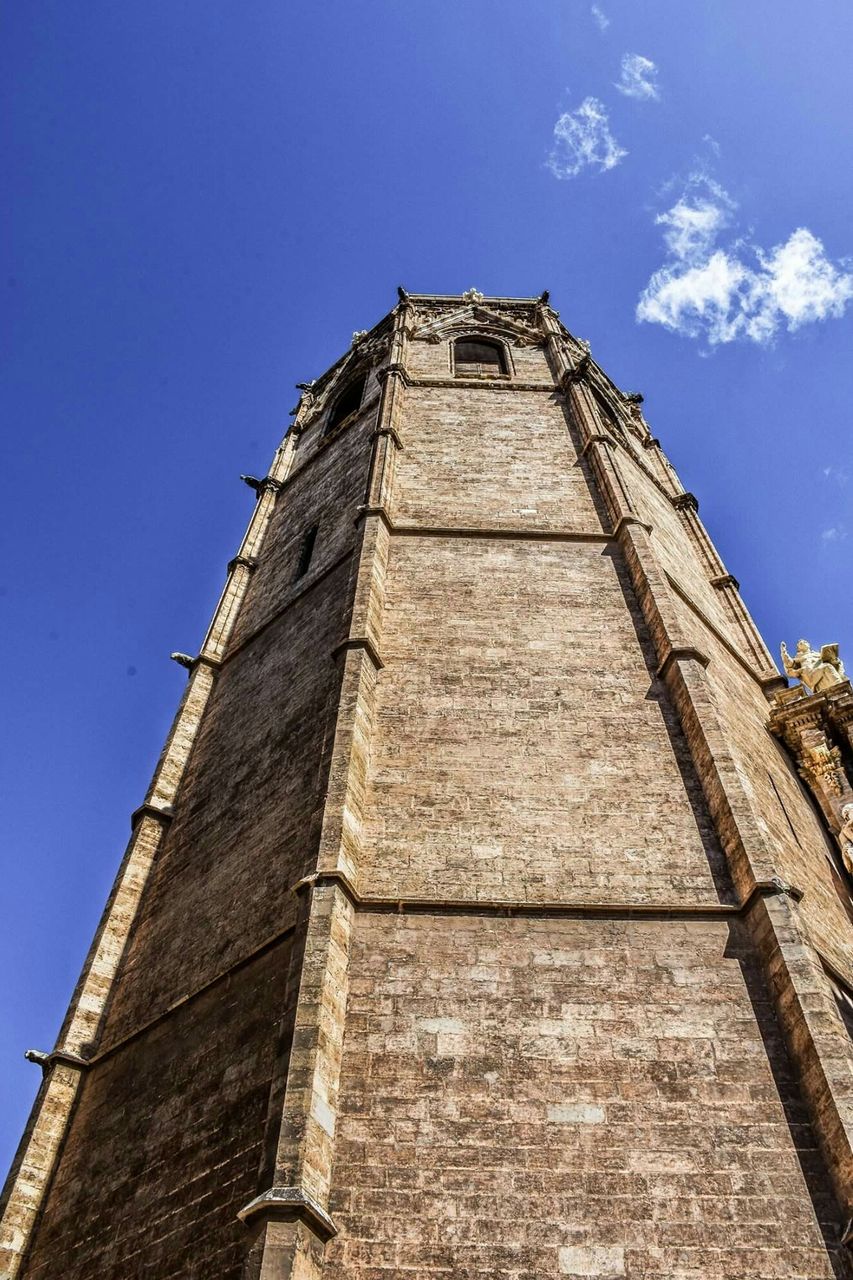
[407,302,544,348]
[461,287,485,303]
[770,650,853,867]
[781,639,846,695]
[840,803,853,875]
[296,327,391,429]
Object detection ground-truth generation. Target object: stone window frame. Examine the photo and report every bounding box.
[589,380,626,431]
[323,373,368,438]
[449,332,515,381]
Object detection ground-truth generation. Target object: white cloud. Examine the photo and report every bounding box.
[823,465,849,485]
[656,182,734,260]
[547,97,626,180]
[615,53,660,101]
[822,525,848,543]
[636,176,853,346]
[591,4,610,32]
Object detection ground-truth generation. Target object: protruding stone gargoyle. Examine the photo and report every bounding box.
[780,638,846,695]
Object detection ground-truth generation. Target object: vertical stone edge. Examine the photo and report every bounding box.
[0,427,301,1280]
[557,331,853,1246]
[239,296,409,1276]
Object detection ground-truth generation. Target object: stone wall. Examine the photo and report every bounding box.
[391,385,606,532]
[327,912,840,1280]
[24,940,292,1279]
[8,294,853,1280]
[360,533,728,905]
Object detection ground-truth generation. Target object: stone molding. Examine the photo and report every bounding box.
[330,636,384,671]
[237,1187,337,1241]
[226,554,258,575]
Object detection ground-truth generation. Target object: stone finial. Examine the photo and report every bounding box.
[462,288,484,303]
[351,330,368,345]
[624,392,644,404]
[781,640,846,695]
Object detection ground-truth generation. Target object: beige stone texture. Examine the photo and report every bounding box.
[6,293,853,1280]
[326,912,841,1280]
[359,534,728,905]
[391,385,605,531]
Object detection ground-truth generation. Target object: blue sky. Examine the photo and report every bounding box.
[2,0,852,1169]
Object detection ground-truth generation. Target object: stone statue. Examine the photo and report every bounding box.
[839,803,853,876]
[780,639,846,694]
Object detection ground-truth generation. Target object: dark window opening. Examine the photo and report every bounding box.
[454,338,508,378]
[326,376,366,435]
[591,386,620,427]
[295,524,319,580]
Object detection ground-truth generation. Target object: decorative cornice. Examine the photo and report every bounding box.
[237,1187,337,1240]
[408,300,544,347]
[673,492,699,513]
[711,573,741,592]
[403,377,554,392]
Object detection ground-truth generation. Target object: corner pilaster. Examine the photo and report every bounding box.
[241,297,408,1277]
[0,424,302,1279]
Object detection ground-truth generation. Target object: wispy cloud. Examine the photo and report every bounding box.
[591,4,610,32]
[822,524,848,544]
[636,174,853,346]
[823,465,849,486]
[547,97,626,180]
[615,53,660,101]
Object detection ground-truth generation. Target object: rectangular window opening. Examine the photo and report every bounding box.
[295,524,319,580]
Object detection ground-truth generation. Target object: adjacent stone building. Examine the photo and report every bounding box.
[3,289,853,1279]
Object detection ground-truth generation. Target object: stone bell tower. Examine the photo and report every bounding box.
[3,289,853,1279]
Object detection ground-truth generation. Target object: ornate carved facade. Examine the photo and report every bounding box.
[3,291,853,1279]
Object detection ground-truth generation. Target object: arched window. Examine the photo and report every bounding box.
[454,338,508,378]
[325,375,366,435]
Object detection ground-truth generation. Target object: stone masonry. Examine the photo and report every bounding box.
[2,291,853,1279]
